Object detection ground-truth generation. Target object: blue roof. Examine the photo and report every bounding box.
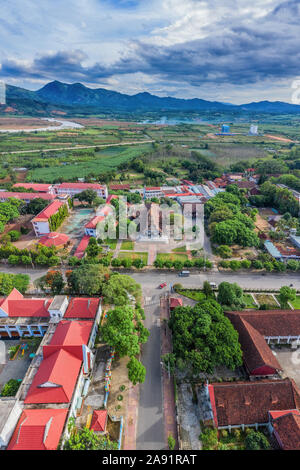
[264,240,282,259]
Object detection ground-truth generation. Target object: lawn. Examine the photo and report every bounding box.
[176,289,207,302]
[118,252,148,264]
[156,253,188,262]
[290,296,300,309]
[254,294,280,309]
[102,238,118,250]
[172,245,187,253]
[120,240,134,250]
[242,294,257,309]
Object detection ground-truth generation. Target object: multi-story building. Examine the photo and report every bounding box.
[31,200,69,237]
[55,182,108,199]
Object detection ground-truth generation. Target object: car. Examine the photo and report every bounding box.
[209,282,217,288]
[159,282,167,289]
[179,270,190,277]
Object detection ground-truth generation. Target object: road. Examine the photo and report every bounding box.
[0,139,154,155]
[136,289,164,450]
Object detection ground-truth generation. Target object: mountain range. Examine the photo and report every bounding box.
[3,80,300,115]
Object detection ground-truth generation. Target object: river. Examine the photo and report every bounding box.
[0,117,84,133]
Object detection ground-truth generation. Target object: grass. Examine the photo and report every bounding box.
[156,253,188,262]
[120,240,134,250]
[176,289,207,302]
[254,294,280,309]
[290,296,300,309]
[172,245,187,252]
[242,294,257,309]
[102,238,118,250]
[118,251,148,264]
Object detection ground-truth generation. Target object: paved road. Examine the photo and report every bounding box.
[127,270,300,291]
[136,289,164,450]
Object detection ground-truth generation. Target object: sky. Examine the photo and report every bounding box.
[0,0,300,103]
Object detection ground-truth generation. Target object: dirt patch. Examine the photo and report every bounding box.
[0,117,59,130]
[265,134,294,143]
[107,355,130,422]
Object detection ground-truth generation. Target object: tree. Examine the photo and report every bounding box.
[127,357,146,385]
[63,426,118,450]
[1,379,21,397]
[245,430,270,450]
[203,281,213,298]
[102,273,141,306]
[101,305,146,358]
[217,245,233,259]
[25,198,49,216]
[279,286,296,307]
[168,434,176,450]
[217,282,245,308]
[67,264,109,295]
[76,189,98,205]
[8,230,21,241]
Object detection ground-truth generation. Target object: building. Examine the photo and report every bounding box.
[13,183,55,194]
[7,409,68,450]
[0,191,55,204]
[84,216,105,237]
[55,182,108,199]
[31,200,69,237]
[205,378,300,432]
[144,187,164,199]
[90,410,108,434]
[226,309,300,378]
[249,125,258,136]
[74,235,90,259]
[109,184,130,191]
[38,232,70,248]
[270,410,300,450]
[169,298,183,310]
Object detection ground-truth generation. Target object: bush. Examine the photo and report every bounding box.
[245,430,270,450]
[1,379,21,397]
[218,245,233,259]
[229,260,241,271]
[241,259,251,269]
[252,259,263,269]
[8,230,21,241]
[20,226,30,235]
[168,434,176,450]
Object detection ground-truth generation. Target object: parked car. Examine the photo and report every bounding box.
[179,271,190,277]
[209,281,217,288]
[159,282,167,289]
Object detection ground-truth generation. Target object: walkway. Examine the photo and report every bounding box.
[123,384,139,449]
[147,245,157,266]
[113,240,122,258]
[160,296,179,450]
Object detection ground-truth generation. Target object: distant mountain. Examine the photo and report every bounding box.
[3,80,300,115]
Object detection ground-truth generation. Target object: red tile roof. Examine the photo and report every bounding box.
[24,347,83,404]
[13,183,53,192]
[0,192,55,201]
[226,313,282,375]
[74,235,90,258]
[49,320,92,346]
[32,200,65,222]
[0,288,52,317]
[39,232,70,247]
[90,410,108,432]
[272,412,300,450]
[208,379,300,427]
[109,184,130,191]
[226,309,300,337]
[7,409,68,450]
[170,298,183,309]
[58,182,105,190]
[85,215,105,229]
[64,298,100,319]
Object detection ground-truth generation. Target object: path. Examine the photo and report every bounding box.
[113,240,122,258]
[123,384,139,449]
[0,139,154,155]
[160,295,179,450]
[147,245,157,266]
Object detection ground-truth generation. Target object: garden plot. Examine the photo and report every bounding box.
[253,294,280,309]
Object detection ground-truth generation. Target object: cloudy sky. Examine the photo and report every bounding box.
[0,0,299,103]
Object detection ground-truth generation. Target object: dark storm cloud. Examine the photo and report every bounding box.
[1,0,300,88]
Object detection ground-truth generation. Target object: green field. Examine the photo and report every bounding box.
[120,240,135,250]
[290,296,300,309]
[118,251,148,264]
[156,253,189,262]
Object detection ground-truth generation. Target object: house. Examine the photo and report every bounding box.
[64,297,101,321]
[24,320,94,405]
[38,232,70,248]
[109,184,130,191]
[144,187,164,199]
[7,409,68,450]
[90,410,108,433]
[31,200,69,237]
[169,298,183,310]
[270,410,300,450]
[0,191,55,204]
[13,183,55,194]
[226,309,300,378]
[205,378,300,432]
[84,215,105,237]
[55,182,108,199]
[74,235,90,259]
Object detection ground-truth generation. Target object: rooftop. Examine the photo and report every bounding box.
[64,298,100,320]
[38,232,70,247]
[0,288,52,318]
[32,200,65,222]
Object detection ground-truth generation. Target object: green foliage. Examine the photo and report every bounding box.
[8,230,21,241]
[0,272,30,295]
[63,426,118,450]
[24,198,49,215]
[76,189,98,205]
[49,203,69,231]
[244,430,270,450]
[279,285,296,307]
[217,245,233,259]
[217,282,245,308]
[102,273,141,306]
[67,264,109,295]
[168,299,243,374]
[1,379,21,397]
[168,434,176,450]
[127,357,146,385]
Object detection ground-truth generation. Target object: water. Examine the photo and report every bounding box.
[0,117,84,133]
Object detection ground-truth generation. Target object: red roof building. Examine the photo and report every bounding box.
[74,235,90,259]
[207,379,300,429]
[169,298,183,310]
[24,320,92,404]
[7,409,68,450]
[109,184,130,191]
[0,192,55,203]
[0,288,52,318]
[56,182,107,199]
[64,298,100,319]
[13,183,54,193]
[271,411,300,450]
[32,200,67,237]
[90,410,108,433]
[39,232,70,247]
